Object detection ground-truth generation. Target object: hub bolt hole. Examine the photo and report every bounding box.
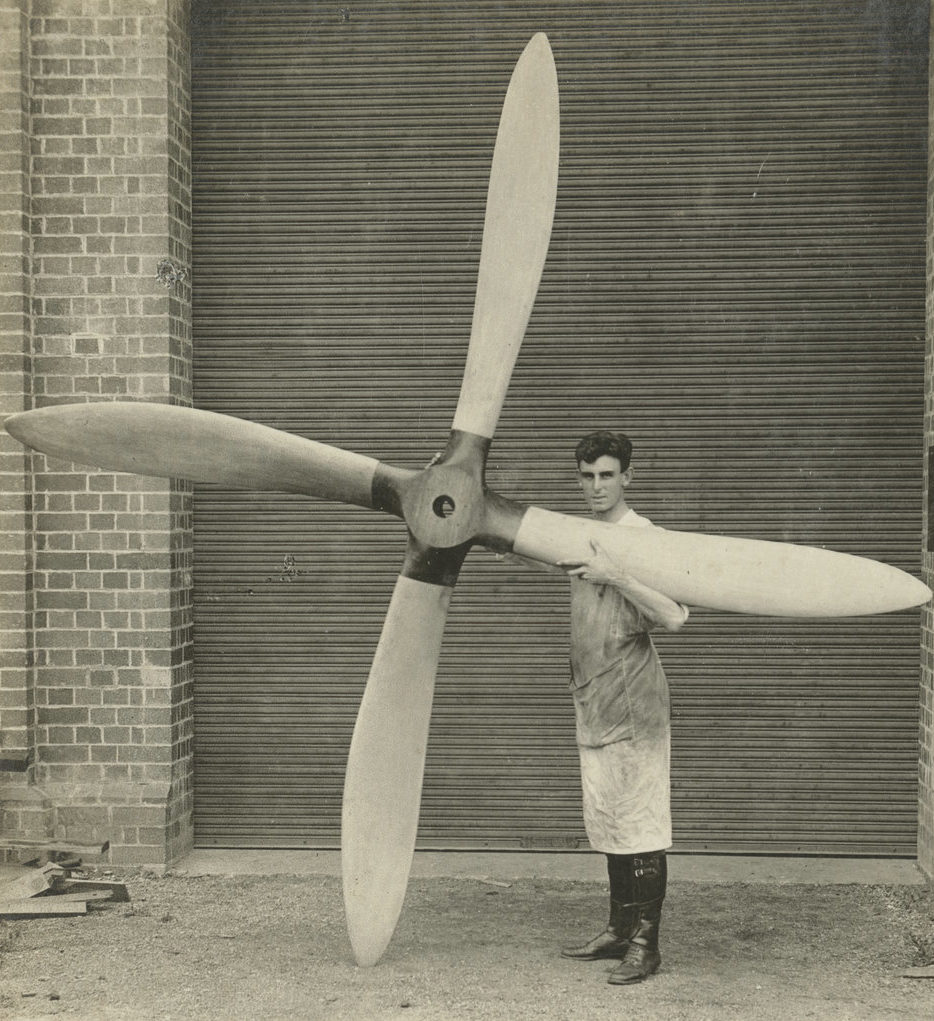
[432,494,456,519]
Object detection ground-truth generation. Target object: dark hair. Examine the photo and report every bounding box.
[574,430,633,471]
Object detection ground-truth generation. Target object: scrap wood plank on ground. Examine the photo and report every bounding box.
[42,890,115,904]
[0,862,66,900]
[901,964,934,979]
[0,899,87,918]
[59,878,130,902]
[0,849,129,920]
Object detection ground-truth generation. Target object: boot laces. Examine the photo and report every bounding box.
[622,940,656,966]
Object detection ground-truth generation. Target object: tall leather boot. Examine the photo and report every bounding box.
[560,854,636,960]
[607,850,667,985]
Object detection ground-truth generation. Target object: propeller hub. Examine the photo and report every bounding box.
[399,430,491,549]
[401,463,484,549]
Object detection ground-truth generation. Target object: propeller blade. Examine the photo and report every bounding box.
[451,32,559,440]
[3,401,386,507]
[510,505,931,617]
[341,573,452,966]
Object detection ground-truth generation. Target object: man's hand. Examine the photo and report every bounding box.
[560,539,688,631]
[559,539,627,587]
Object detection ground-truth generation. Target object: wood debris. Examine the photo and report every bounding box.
[5,838,110,860]
[0,856,129,920]
[901,964,934,979]
[0,899,87,918]
[59,878,131,903]
[1,862,66,900]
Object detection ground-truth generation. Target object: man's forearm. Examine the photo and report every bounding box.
[614,572,688,631]
[493,551,566,576]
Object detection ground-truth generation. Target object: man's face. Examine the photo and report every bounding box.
[578,455,631,517]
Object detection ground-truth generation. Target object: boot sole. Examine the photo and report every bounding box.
[560,949,628,961]
[606,956,661,985]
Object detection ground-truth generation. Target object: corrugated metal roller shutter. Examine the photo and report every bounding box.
[190,1,928,853]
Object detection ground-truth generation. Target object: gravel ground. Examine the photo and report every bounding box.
[1,870,933,1021]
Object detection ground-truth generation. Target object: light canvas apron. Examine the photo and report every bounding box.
[569,511,673,853]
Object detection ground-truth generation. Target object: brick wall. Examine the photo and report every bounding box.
[922,0,934,880]
[0,0,193,866]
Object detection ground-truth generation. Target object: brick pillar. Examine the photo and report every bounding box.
[0,0,194,866]
[921,0,934,880]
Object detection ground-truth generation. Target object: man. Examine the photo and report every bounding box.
[552,430,688,985]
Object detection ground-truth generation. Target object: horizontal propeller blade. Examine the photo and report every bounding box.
[510,505,931,617]
[341,573,452,967]
[4,402,384,508]
[451,32,559,440]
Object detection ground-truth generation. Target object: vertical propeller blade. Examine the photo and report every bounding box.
[451,32,559,439]
[341,35,559,967]
[341,575,453,966]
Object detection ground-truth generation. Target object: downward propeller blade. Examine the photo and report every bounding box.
[451,32,559,440]
[511,506,931,617]
[341,574,452,966]
[4,402,381,507]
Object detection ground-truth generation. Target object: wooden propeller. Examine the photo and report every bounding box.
[2,33,930,967]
